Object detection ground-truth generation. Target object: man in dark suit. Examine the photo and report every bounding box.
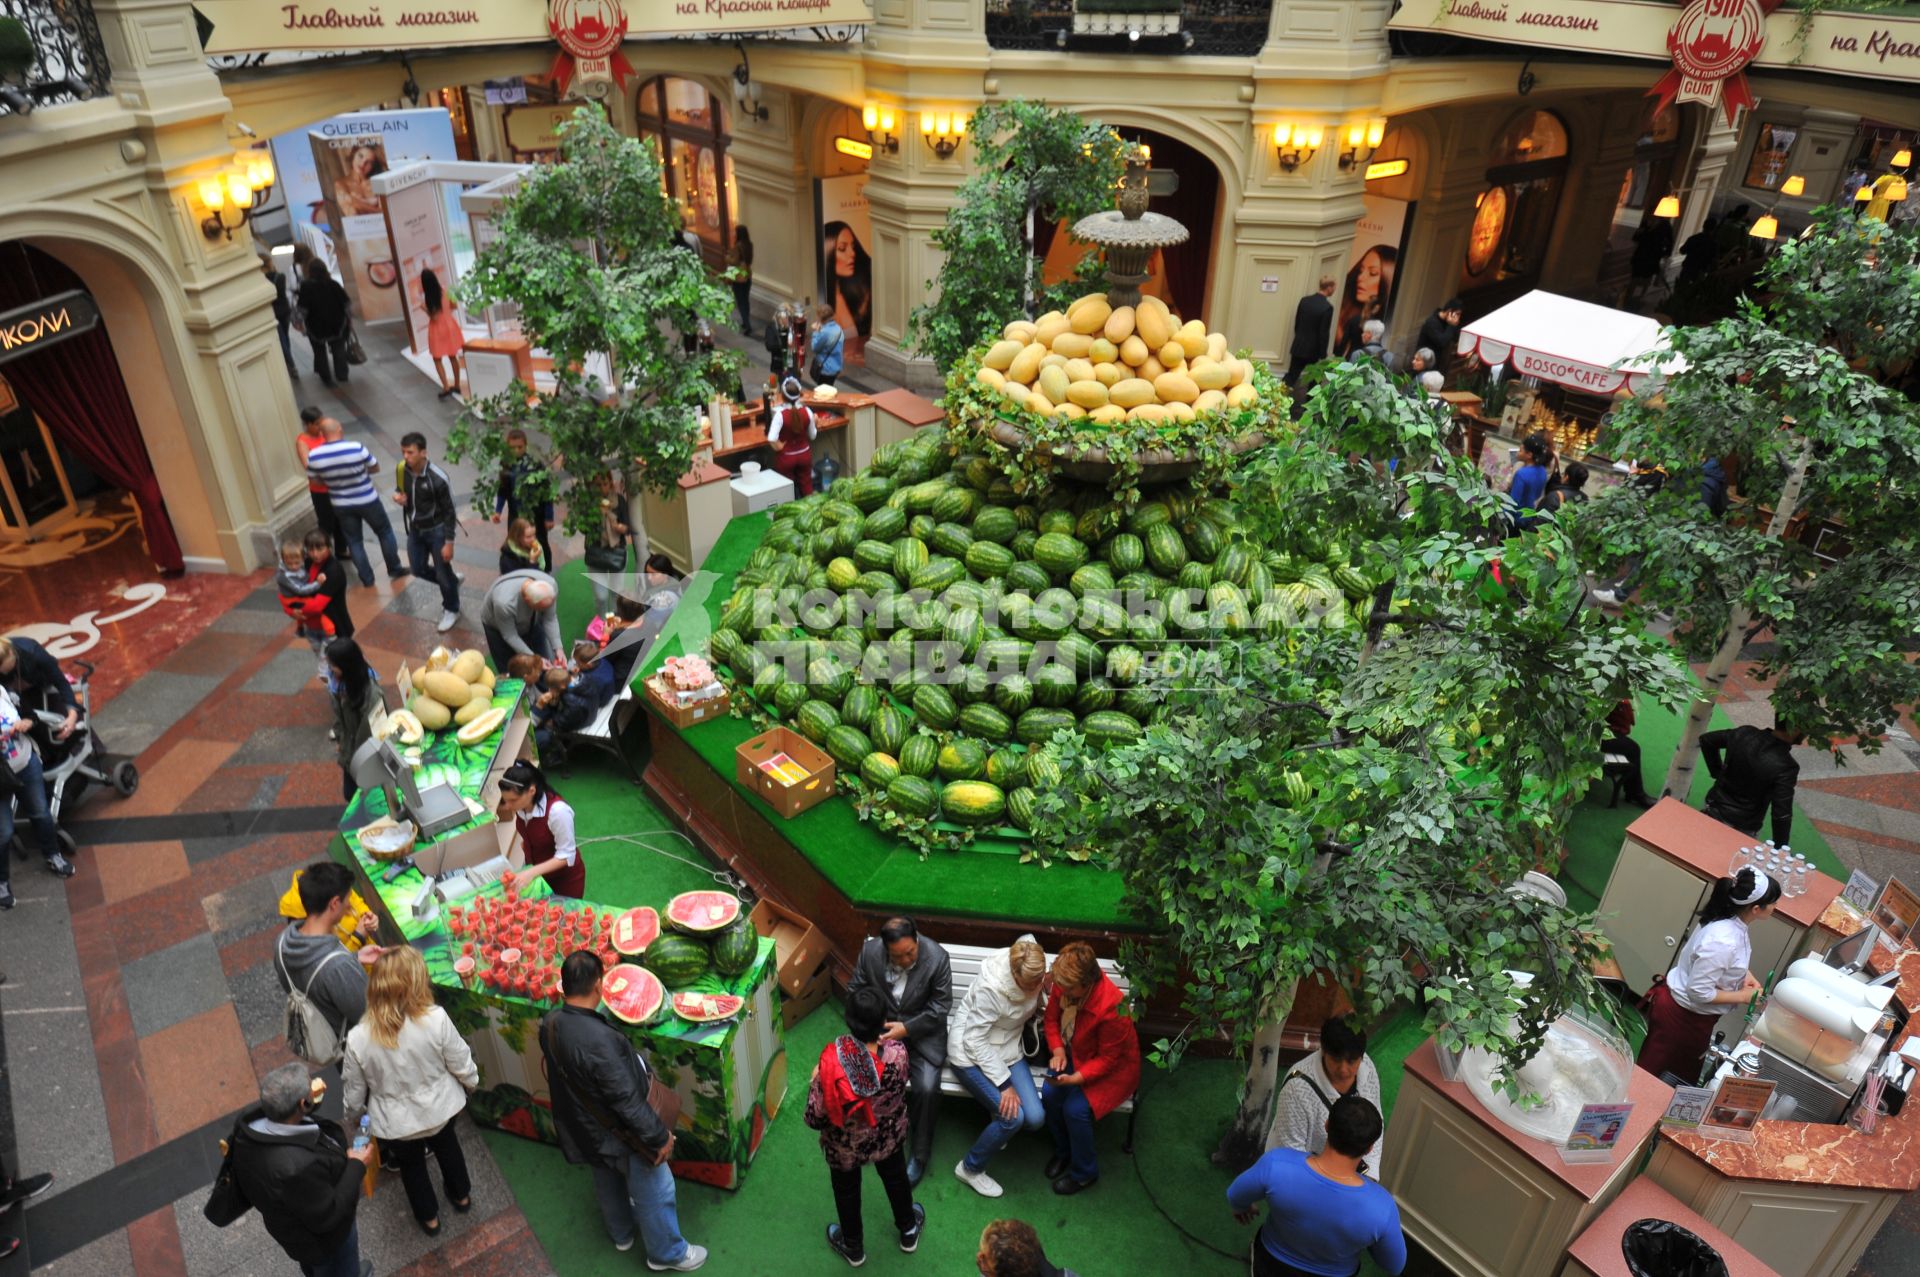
[846,916,952,1185]
[1287,275,1337,387]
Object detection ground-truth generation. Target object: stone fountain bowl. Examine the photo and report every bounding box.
[986,419,1267,486]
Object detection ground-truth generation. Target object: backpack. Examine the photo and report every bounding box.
[277,927,347,1066]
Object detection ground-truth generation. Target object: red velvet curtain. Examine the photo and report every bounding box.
[0,244,184,572]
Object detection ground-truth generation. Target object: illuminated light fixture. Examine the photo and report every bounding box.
[1364,158,1409,182]
[1653,194,1681,218]
[1748,213,1779,241]
[1779,174,1805,197]
[1273,122,1323,173]
[1894,148,1913,169]
[1139,143,1151,161]
[834,135,875,161]
[197,151,275,241]
[862,102,899,154]
[1857,183,1875,202]
[1339,117,1389,171]
[923,110,968,160]
[1889,176,1910,201]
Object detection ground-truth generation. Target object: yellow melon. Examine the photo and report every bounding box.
[1040,353,1069,373]
[1103,306,1136,344]
[1194,388,1228,414]
[1228,358,1252,388]
[1087,404,1127,425]
[1066,380,1111,409]
[1002,383,1032,409]
[477,665,496,690]
[1003,320,1036,343]
[1166,401,1196,422]
[456,706,507,747]
[451,650,486,685]
[1206,332,1229,362]
[1055,403,1088,420]
[977,367,1007,391]
[409,694,452,731]
[1087,338,1118,365]
[1227,382,1259,408]
[1063,358,1097,383]
[454,696,494,726]
[1037,365,1071,406]
[1069,298,1112,336]
[376,709,425,745]
[1128,403,1171,422]
[982,340,1023,372]
[1119,336,1149,367]
[425,646,455,672]
[1153,371,1201,405]
[1032,315,1072,348]
[1140,356,1167,382]
[1109,378,1156,409]
[1006,343,1047,386]
[1092,362,1123,387]
[1067,292,1107,318]
[1157,341,1185,368]
[1026,392,1056,417]
[421,670,474,709]
[1177,320,1208,360]
[1135,304,1171,351]
[1190,358,1232,391]
[1050,332,1096,359]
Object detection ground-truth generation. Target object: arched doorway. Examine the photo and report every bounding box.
[1460,108,1571,309]
[634,75,739,268]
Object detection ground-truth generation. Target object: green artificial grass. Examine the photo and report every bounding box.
[558,753,728,907]
[1558,696,1838,915]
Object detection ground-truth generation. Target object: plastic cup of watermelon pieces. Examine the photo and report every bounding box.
[453,956,475,986]
[500,947,522,967]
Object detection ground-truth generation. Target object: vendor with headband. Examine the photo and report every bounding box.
[1636,865,1782,1082]
[494,761,585,899]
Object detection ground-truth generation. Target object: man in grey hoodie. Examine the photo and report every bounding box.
[275,861,380,1047]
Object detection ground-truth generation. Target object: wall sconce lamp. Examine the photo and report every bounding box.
[1652,194,1681,219]
[922,111,968,159]
[1273,122,1324,173]
[730,43,768,123]
[1338,118,1387,171]
[198,152,275,241]
[862,102,899,154]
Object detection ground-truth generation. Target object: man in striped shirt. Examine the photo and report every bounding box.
[304,417,408,588]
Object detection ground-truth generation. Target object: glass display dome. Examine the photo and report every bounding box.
[1458,976,1633,1146]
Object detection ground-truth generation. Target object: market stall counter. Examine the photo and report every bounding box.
[333,676,787,1191]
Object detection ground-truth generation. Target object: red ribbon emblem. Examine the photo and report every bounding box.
[548,0,634,98]
[1648,0,1781,126]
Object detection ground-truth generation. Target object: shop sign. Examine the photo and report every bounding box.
[504,101,610,154]
[548,0,634,99]
[195,0,873,55]
[1649,0,1774,125]
[0,291,100,367]
[1389,0,1920,88]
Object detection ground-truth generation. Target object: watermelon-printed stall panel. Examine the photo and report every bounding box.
[435,935,788,1192]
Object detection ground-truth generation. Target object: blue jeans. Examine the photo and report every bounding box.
[1,753,58,879]
[299,1221,359,1277]
[590,1153,688,1265]
[956,1061,1043,1172]
[407,522,461,612]
[1042,1080,1100,1184]
[333,499,405,586]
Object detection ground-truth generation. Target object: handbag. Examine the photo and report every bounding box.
[344,323,368,366]
[203,1124,252,1227]
[540,1016,680,1165]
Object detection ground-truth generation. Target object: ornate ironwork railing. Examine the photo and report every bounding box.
[984,0,1272,57]
[0,0,113,117]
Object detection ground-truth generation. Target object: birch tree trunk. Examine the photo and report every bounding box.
[1213,978,1300,1171]
[1662,437,1814,798]
[1023,197,1037,319]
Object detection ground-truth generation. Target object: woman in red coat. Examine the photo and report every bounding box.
[1041,941,1140,1195]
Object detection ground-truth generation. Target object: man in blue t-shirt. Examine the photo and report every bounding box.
[304,416,408,588]
[1228,1094,1407,1276]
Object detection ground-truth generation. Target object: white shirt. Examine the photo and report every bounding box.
[0,691,33,774]
[1263,1050,1385,1178]
[525,794,578,867]
[1665,917,1751,1015]
[765,404,816,446]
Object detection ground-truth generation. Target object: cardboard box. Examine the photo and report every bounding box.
[750,898,833,1029]
[735,727,835,819]
[645,676,731,730]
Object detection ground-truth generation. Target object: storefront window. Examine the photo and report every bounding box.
[1494,110,1569,166]
[1463,110,1570,292]
[635,75,735,261]
[1743,123,1799,191]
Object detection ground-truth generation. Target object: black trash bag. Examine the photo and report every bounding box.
[1622,1219,1729,1277]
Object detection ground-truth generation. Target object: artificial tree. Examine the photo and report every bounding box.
[906,100,1129,374]
[449,107,740,535]
[1030,361,1692,1168]
[1573,210,1920,798]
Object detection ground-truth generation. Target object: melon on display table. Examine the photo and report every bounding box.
[602,964,666,1025]
[612,906,661,956]
[671,992,746,1024]
[667,890,743,935]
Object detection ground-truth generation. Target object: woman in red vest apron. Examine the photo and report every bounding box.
[494,761,586,899]
[767,377,816,497]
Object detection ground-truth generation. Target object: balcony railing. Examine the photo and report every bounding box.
[985,0,1272,57]
[0,0,112,118]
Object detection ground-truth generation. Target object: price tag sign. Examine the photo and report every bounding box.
[1659,1085,1716,1132]
[1843,868,1881,911]
[1696,1076,1776,1145]
[1558,1102,1635,1163]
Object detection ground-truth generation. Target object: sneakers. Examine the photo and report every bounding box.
[436,610,460,633]
[0,1172,53,1209]
[898,1203,926,1253]
[646,1244,708,1271]
[328,728,338,742]
[825,1225,864,1268]
[613,1237,634,1253]
[1590,587,1625,607]
[45,853,74,879]
[954,1159,1002,1198]
[0,884,13,910]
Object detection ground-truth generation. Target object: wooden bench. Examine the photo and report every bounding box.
[939,942,1140,1155]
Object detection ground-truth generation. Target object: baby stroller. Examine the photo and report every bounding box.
[8,659,139,862]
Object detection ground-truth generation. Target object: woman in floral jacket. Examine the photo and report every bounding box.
[804,986,928,1266]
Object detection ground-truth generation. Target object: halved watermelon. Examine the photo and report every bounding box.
[666,890,743,935]
[601,964,666,1025]
[612,906,661,956]
[671,992,746,1023]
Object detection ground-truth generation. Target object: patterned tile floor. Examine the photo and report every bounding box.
[3,333,1916,1275]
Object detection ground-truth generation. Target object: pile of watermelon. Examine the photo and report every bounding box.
[705,427,1383,834]
[445,886,621,1004]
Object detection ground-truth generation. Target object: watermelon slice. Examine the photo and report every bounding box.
[671,992,745,1023]
[666,890,743,936]
[612,906,661,956]
[601,963,666,1025]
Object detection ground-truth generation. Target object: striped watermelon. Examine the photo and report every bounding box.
[899,734,940,778]
[929,522,975,558]
[861,752,901,787]
[965,541,1015,579]
[888,774,939,818]
[1145,523,1189,575]
[864,506,907,542]
[993,674,1034,716]
[972,506,1018,544]
[957,703,1013,742]
[1033,533,1088,579]
[1081,710,1144,746]
[911,684,959,729]
[1016,708,1077,746]
[666,891,742,935]
[794,699,839,743]
[1106,533,1146,573]
[937,738,988,780]
[871,704,910,755]
[1006,787,1038,831]
[1006,560,1050,594]
[1026,751,1064,791]
[840,685,879,729]
[986,747,1027,788]
[892,539,930,583]
[824,725,875,770]
[941,781,1006,826]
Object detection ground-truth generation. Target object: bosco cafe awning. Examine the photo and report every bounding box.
[1458,291,1679,397]
[193,0,871,55]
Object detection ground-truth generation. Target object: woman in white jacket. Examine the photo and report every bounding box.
[949,935,1048,1198]
[342,945,479,1235]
